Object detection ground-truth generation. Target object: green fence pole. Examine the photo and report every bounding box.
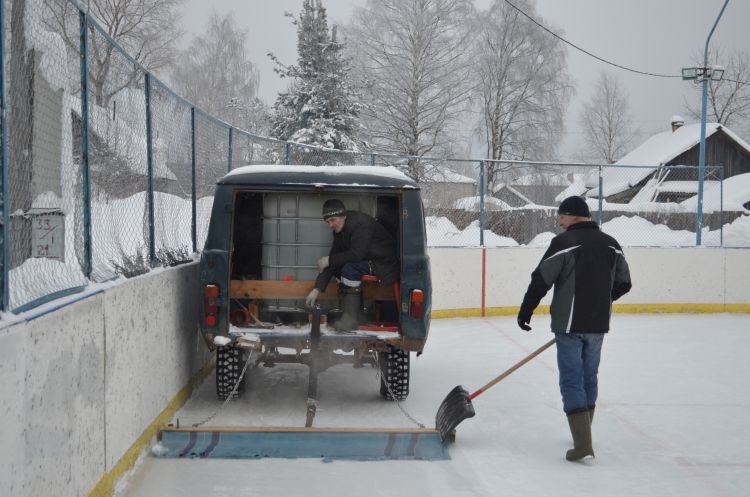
[227,127,233,172]
[0,0,9,309]
[191,107,197,253]
[144,72,156,265]
[79,11,92,279]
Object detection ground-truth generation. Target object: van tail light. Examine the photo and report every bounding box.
[204,284,220,326]
[409,289,424,318]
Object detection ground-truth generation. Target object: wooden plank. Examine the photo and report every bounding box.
[230,280,394,300]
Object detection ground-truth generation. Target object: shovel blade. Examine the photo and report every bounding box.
[435,385,475,442]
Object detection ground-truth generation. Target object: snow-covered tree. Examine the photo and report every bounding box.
[684,47,750,139]
[580,71,636,164]
[172,12,268,135]
[270,0,360,156]
[43,0,184,107]
[472,0,571,189]
[345,0,474,180]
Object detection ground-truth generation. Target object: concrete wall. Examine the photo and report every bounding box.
[431,247,750,314]
[0,263,207,497]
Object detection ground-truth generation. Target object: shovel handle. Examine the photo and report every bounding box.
[469,338,556,400]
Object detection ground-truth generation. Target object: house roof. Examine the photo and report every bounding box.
[419,164,476,184]
[585,123,750,198]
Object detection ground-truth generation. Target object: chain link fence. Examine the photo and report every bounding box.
[1,0,746,313]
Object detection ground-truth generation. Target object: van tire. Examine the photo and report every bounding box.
[378,346,409,401]
[216,345,244,400]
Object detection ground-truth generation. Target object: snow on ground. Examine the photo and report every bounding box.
[426,217,518,247]
[426,213,750,248]
[118,314,750,497]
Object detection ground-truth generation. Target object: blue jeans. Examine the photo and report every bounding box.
[555,333,604,414]
[338,261,372,287]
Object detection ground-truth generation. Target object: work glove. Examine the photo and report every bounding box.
[517,308,532,331]
[305,288,321,308]
[317,256,330,271]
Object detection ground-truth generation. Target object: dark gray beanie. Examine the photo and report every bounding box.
[322,199,346,219]
[558,196,590,217]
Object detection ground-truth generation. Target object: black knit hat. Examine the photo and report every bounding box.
[558,196,590,217]
[322,199,346,219]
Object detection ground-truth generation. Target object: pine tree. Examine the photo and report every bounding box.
[270,0,360,157]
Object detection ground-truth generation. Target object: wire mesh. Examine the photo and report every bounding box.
[194,110,229,249]
[4,0,87,310]
[85,19,150,281]
[149,78,193,262]
[1,0,746,314]
[230,128,285,168]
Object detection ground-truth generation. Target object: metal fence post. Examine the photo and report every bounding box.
[191,107,197,253]
[370,153,376,166]
[285,141,291,165]
[227,126,233,172]
[79,10,93,279]
[0,0,8,310]
[720,165,724,246]
[144,72,156,265]
[597,165,604,226]
[479,160,485,246]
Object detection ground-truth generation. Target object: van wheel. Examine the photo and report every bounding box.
[216,345,244,400]
[378,346,409,401]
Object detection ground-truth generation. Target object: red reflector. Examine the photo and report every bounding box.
[205,315,217,326]
[409,289,424,318]
[204,284,220,299]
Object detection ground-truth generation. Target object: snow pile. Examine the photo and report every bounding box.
[426,216,517,247]
[453,196,513,211]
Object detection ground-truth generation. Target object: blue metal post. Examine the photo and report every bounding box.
[79,11,93,279]
[479,161,485,246]
[191,107,197,253]
[285,142,291,165]
[144,73,156,265]
[696,0,730,246]
[227,127,233,172]
[0,0,8,310]
[597,165,603,225]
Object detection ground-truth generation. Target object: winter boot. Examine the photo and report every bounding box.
[333,286,362,332]
[566,411,595,461]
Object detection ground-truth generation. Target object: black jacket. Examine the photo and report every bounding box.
[520,221,632,333]
[314,210,399,291]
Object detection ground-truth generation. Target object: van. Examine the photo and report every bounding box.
[199,165,431,402]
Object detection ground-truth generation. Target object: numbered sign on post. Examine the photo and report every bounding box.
[31,212,65,260]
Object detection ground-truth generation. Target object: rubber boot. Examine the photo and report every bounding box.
[333,287,361,332]
[566,411,594,461]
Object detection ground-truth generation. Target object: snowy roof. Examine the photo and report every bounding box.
[419,165,476,184]
[492,183,533,204]
[222,165,418,188]
[585,123,750,198]
[681,172,750,212]
[512,173,572,187]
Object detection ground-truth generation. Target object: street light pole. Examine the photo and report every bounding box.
[696,0,729,246]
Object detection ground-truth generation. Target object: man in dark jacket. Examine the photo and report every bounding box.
[517,195,631,461]
[305,199,398,331]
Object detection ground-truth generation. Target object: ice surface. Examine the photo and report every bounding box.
[118,314,750,497]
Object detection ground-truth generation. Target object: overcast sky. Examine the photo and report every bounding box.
[180,0,749,160]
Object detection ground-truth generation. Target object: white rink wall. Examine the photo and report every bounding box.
[0,263,208,497]
[1,248,748,497]
[430,247,750,314]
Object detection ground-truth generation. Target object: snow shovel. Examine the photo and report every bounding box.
[436,338,556,442]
